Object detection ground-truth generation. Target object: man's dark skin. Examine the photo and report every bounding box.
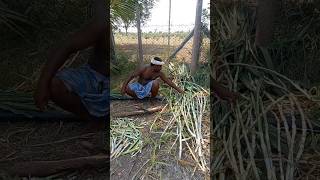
[212,79,239,104]
[121,63,184,98]
[34,0,107,122]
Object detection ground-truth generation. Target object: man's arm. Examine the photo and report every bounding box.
[38,1,106,88]
[34,0,106,111]
[121,68,145,94]
[159,72,184,93]
[212,79,239,103]
[89,0,108,75]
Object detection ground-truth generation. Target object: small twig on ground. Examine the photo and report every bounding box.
[178,159,196,168]
[28,133,96,147]
[25,128,36,144]
[0,143,17,163]
[113,106,164,117]
[127,155,139,178]
[131,159,150,180]
[6,128,34,143]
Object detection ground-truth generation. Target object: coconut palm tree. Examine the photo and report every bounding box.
[110,0,137,31]
[110,0,157,67]
[110,0,137,66]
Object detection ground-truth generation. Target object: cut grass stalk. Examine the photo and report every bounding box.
[110,118,143,159]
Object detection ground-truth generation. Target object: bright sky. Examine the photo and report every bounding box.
[122,0,210,33]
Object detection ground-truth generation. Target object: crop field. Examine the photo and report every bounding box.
[114,32,210,63]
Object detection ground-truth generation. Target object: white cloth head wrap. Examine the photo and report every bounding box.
[151,57,165,65]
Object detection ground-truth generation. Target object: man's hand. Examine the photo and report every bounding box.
[34,83,50,111]
[212,79,240,105]
[159,72,185,95]
[215,89,239,105]
[178,88,185,94]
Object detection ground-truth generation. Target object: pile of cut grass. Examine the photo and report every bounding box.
[211,2,320,179]
[0,89,67,118]
[110,118,144,159]
[156,63,210,172]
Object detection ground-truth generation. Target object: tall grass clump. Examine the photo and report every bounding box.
[211,1,320,179]
[159,63,210,172]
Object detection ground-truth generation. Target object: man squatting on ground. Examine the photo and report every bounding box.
[120,56,239,103]
[121,57,184,99]
[34,0,108,122]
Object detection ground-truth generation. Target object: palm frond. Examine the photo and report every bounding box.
[0,3,38,38]
[110,0,137,28]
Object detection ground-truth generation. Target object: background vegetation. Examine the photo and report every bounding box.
[0,0,92,89]
[211,1,320,179]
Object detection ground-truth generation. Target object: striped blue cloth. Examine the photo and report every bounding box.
[55,64,109,118]
[129,80,154,99]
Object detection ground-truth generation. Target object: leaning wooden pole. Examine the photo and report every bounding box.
[168,28,194,60]
[190,0,203,74]
[110,27,117,65]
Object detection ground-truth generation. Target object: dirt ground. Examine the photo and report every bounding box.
[110,99,209,180]
[0,119,108,180]
[0,99,208,180]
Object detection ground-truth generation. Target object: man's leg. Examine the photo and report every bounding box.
[151,80,160,97]
[125,85,138,98]
[49,77,92,121]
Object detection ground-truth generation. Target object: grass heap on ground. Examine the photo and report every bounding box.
[154,63,210,172]
[211,2,320,179]
[110,118,144,159]
[0,89,67,118]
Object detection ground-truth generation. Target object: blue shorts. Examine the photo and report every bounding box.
[129,80,154,99]
[55,64,109,118]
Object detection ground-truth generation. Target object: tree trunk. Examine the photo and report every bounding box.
[125,23,129,36]
[191,0,203,74]
[255,0,280,47]
[168,0,172,57]
[202,26,210,39]
[136,5,143,68]
[110,27,117,65]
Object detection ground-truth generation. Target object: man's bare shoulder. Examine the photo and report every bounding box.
[139,65,149,72]
[142,64,151,69]
[132,65,147,76]
[158,71,165,76]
